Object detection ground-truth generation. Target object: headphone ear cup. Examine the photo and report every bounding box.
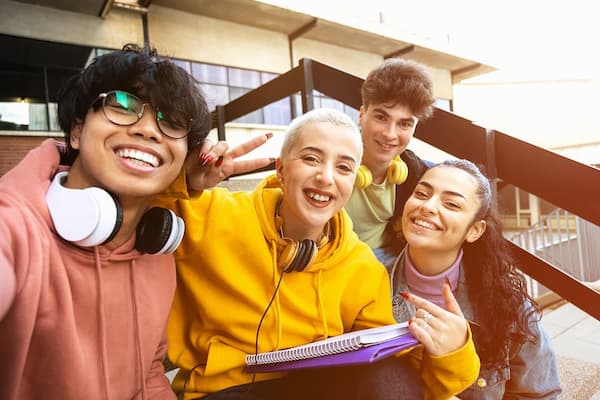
[135,207,185,254]
[355,165,372,189]
[279,240,298,273]
[46,171,122,247]
[387,157,409,185]
[281,239,318,273]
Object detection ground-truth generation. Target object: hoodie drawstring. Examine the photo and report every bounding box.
[268,240,283,350]
[315,270,328,340]
[129,260,147,400]
[94,247,111,400]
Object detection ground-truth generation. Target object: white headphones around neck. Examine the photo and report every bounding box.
[46,171,184,254]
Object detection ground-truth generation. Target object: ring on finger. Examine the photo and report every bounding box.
[421,311,432,325]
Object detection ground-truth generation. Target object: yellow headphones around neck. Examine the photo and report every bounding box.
[274,198,331,273]
[355,155,408,189]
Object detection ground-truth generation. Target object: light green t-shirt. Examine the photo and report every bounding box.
[345,179,396,248]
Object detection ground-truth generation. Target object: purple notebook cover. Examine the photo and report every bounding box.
[245,333,419,373]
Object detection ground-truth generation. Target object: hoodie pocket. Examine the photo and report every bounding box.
[204,338,247,377]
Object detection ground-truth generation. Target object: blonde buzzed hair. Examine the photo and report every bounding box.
[280,108,362,161]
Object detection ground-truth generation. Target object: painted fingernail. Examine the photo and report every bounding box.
[266,132,273,139]
[201,155,213,167]
[444,277,451,287]
[408,319,413,326]
[400,292,410,300]
[215,156,224,167]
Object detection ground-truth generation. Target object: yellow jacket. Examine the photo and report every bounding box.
[155,174,479,399]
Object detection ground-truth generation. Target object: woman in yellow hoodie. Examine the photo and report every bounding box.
[157,108,480,400]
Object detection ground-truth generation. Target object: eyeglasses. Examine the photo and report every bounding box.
[96,90,190,139]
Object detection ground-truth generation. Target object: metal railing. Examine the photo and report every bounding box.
[212,58,600,321]
[511,209,600,297]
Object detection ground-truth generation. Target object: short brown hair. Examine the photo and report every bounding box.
[361,58,435,120]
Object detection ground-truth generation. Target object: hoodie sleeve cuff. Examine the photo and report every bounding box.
[421,323,480,400]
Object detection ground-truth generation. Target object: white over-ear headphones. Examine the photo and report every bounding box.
[46,171,185,254]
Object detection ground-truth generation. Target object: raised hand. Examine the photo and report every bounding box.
[401,282,469,356]
[185,133,274,192]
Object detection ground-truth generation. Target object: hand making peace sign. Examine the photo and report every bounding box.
[185,133,274,192]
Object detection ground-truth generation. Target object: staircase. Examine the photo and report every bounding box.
[509,208,600,298]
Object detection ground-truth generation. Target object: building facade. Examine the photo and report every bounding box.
[0,0,494,175]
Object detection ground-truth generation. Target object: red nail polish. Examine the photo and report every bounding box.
[201,155,213,167]
[266,132,273,139]
[444,277,451,287]
[215,156,224,167]
[408,319,413,326]
[400,292,410,300]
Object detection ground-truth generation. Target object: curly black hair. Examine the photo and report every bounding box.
[57,43,210,164]
[436,159,541,372]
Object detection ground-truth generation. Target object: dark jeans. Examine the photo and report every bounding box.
[197,356,424,400]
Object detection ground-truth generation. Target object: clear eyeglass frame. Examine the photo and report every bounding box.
[96,90,190,139]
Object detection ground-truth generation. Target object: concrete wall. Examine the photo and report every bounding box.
[0,0,143,50]
[148,5,291,73]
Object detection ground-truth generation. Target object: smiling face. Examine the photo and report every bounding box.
[359,103,418,179]
[276,120,361,241]
[65,100,187,202]
[401,165,487,269]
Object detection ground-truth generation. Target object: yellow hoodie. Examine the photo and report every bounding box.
[156,174,479,399]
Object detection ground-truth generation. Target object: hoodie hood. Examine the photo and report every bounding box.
[5,139,143,262]
[252,174,361,274]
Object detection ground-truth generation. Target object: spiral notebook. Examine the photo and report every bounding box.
[245,322,419,373]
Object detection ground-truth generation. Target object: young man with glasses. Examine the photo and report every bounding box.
[0,44,220,399]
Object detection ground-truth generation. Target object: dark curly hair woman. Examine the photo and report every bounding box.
[388,159,561,399]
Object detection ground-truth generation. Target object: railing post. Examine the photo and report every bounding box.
[216,105,226,141]
[485,128,498,199]
[43,65,51,130]
[300,58,315,113]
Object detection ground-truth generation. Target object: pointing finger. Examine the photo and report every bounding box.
[442,282,465,318]
[227,133,272,160]
[400,292,443,318]
[231,157,274,176]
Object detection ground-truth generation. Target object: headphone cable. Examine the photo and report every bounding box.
[181,244,287,398]
[250,270,286,385]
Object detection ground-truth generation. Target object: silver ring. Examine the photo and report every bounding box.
[422,311,432,325]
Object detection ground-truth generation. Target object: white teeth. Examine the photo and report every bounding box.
[376,140,397,150]
[116,149,159,167]
[307,192,330,202]
[414,218,437,230]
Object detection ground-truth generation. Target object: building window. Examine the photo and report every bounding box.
[0,39,388,132]
[292,92,360,123]
[186,60,296,125]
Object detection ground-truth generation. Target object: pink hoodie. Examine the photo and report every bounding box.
[0,139,176,400]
